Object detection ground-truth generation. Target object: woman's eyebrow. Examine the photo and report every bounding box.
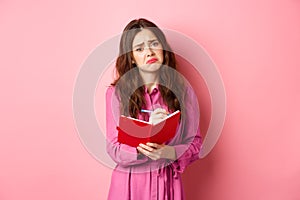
[133,42,143,48]
[133,39,158,48]
[147,39,158,43]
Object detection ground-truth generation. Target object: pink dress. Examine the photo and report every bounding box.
[106,85,201,200]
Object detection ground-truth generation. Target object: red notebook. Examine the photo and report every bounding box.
[117,110,181,147]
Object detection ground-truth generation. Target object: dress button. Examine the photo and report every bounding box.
[152,88,158,94]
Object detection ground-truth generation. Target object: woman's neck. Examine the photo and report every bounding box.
[139,71,159,93]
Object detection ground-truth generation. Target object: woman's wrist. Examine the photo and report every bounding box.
[165,146,177,160]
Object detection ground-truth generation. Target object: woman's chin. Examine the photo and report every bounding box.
[138,64,161,73]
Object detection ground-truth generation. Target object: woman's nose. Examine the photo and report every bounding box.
[145,47,155,57]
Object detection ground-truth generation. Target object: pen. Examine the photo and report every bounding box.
[141,109,170,115]
[141,109,153,113]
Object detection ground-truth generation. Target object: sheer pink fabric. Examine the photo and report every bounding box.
[106,85,201,200]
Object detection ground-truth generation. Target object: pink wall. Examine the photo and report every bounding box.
[1,0,300,200]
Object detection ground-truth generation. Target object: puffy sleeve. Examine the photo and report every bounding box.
[171,86,202,174]
[105,86,148,166]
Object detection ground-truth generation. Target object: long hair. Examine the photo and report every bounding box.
[112,18,185,118]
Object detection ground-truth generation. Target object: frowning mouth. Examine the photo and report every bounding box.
[146,58,158,64]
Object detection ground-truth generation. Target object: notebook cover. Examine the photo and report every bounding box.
[117,111,180,147]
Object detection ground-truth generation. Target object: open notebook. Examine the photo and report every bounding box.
[117,110,181,147]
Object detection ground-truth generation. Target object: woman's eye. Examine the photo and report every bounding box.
[151,41,160,47]
[136,48,143,52]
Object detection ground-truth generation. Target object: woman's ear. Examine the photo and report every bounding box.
[131,59,136,68]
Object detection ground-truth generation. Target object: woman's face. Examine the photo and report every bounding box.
[131,29,164,73]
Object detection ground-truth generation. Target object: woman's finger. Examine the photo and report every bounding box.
[139,143,154,152]
[153,108,168,115]
[146,142,162,149]
[137,146,159,160]
[151,113,168,119]
[137,146,150,155]
[149,112,168,124]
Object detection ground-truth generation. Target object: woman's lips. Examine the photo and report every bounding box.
[146,58,158,64]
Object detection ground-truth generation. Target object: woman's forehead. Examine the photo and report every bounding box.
[132,29,158,47]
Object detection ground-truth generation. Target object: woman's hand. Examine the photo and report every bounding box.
[149,108,169,124]
[137,142,176,161]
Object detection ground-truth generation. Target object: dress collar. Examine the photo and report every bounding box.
[144,84,159,95]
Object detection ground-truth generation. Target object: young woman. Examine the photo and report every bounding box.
[106,18,201,200]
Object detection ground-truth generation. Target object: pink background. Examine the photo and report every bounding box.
[1,0,300,199]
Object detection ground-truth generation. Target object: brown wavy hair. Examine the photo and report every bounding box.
[111,18,185,118]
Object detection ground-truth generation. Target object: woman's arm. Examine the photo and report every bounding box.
[171,128,201,173]
[171,86,202,173]
[106,87,149,166]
